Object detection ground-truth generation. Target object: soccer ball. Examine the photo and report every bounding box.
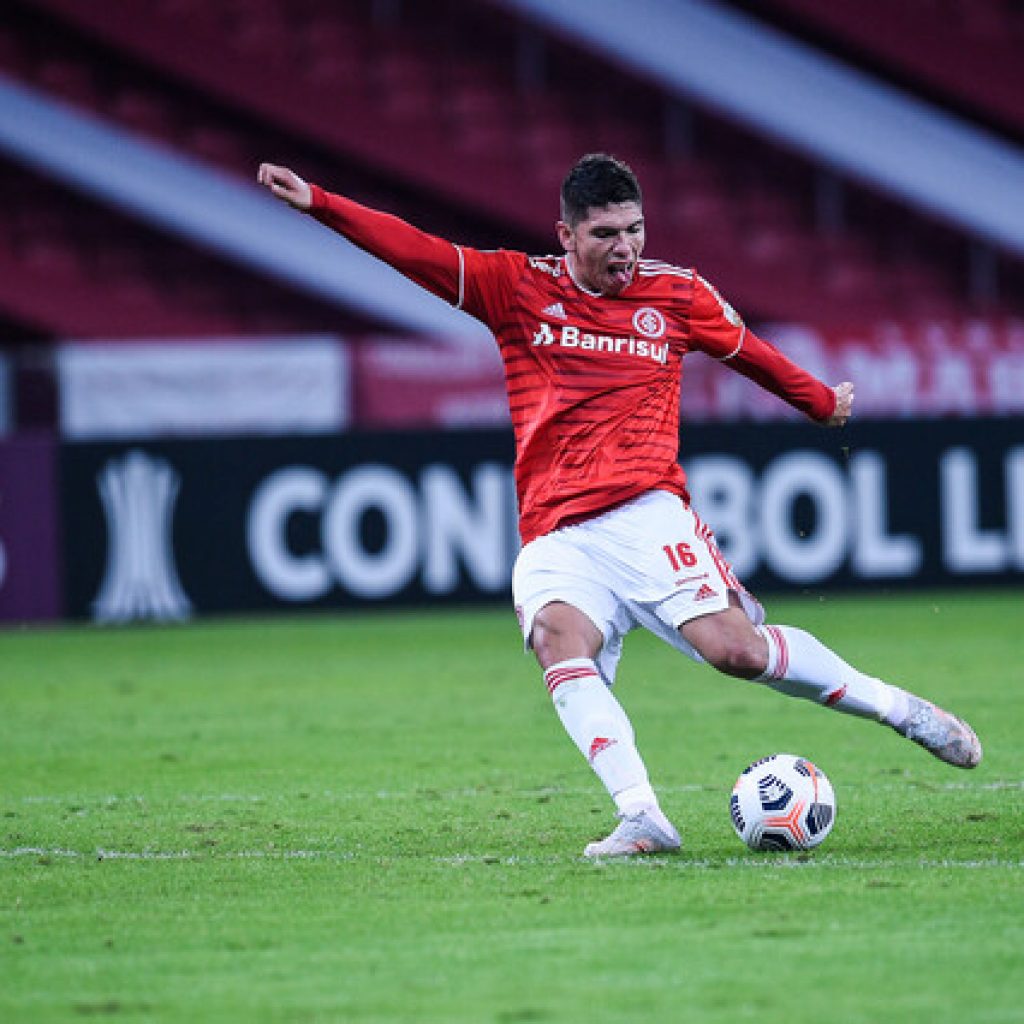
[729,753,836,852]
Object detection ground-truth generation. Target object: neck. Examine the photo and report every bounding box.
[565,255,602,297]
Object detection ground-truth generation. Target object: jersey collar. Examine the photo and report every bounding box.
[564,255,603,298]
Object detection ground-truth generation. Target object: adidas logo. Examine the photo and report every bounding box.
[588,736,617,762]
[541,301,567,319]
[825,685,848,707]
[694,583,718,602]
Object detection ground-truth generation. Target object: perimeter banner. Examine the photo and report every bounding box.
[59,418,1023,621]
[0,437,60,622]
[59,431,519,621]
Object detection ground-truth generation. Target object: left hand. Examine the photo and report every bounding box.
[825,381,854,426]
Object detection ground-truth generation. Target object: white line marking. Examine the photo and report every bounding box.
[11,779,1023,808]
[1,847,1020,869]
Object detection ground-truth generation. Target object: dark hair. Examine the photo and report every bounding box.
[560,153,642,226]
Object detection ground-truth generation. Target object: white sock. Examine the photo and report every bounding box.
[755,625,909,726]
[543,658,658,815]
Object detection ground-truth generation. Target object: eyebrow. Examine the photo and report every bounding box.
[591,219,644,234]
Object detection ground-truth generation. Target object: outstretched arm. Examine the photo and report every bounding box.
[689,275,851,425]
[726,331,856,426]
[826,381,854,426]
[256,162,462,304]
[257,162,312,210]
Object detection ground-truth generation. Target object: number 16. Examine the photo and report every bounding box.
[663,542,697,571]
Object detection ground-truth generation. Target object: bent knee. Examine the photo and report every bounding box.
[698,635,766,679]
[531,602,602,669]
[681,608,768,679]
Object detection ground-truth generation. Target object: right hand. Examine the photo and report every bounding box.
[257,163,312,211]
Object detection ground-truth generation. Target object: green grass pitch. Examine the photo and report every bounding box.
[2,590,1022,1023]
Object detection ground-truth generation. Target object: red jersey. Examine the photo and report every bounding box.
[308,185,835,544]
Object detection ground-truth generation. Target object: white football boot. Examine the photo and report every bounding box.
[583,806,681,859]
[895,695,982,768]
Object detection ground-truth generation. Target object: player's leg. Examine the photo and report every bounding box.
[629,498,981,770]
[681,597,902,719]
[676,596,981,768]
[531,600,679,855]
[746,616,981,768]
[513,533,680,857]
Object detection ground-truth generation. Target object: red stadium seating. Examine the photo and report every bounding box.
[725,0,1024,140]
[0,156,373,339]
[1,0,1021,347]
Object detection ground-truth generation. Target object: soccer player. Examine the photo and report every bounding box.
[257,154,982,858]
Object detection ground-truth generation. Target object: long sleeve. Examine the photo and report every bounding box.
[307,184,462,305]
[724,330,836,422]
[688,273,835,422]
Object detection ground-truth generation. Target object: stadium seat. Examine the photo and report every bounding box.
[0,155,372,340]
[3,0,1023,345]
[729,0,1024,138]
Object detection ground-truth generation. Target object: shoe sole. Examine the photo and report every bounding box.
[583,836,681,859]
[939,714,982,768]
[909,706,983,769]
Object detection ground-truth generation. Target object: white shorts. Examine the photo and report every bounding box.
[512,490,764,685]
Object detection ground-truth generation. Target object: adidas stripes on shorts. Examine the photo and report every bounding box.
[512,489,764,685]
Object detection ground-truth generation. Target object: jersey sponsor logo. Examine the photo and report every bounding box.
[532,321,669,365]
[542,302,567,319]
[529,255,563,277]
[632,306,666,339]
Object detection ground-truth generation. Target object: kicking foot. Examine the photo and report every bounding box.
[583,807,681,859]
[895,695,982,769]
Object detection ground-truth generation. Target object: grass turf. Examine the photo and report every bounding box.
[1,591,1022,1022]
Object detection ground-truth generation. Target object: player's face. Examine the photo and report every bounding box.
[558,202,645,297]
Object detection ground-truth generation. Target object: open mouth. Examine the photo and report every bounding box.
[608,261,634,288]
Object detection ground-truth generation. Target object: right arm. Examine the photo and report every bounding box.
[257,162,462,305]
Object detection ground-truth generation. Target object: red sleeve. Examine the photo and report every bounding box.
[689,274,836,422]
[460,246,522,326]
[308,184,461,304]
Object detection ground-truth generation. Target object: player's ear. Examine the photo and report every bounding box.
[556,220,575,253]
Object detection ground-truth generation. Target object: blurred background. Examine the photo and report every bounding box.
[1,0,1022,625]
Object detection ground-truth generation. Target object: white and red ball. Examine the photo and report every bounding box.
[730,753,836,851]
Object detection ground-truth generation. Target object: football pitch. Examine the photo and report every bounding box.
[2,590,1022,1023]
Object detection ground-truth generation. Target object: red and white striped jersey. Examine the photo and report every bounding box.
[308,186,835,544]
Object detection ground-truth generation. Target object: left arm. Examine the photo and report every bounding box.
[826,381,853,426]
[725,330,849,424]
[690,275,851,425]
